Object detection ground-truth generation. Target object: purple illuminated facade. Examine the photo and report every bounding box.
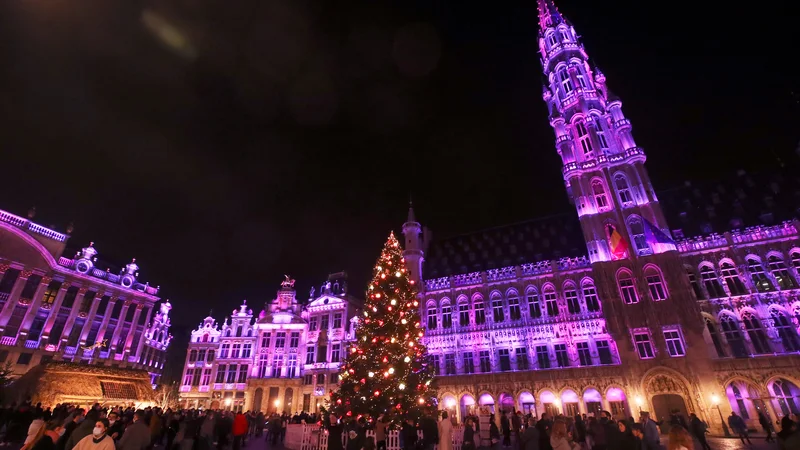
[0,208,172,385]
[412,0,800,433]
[178,274,361,413]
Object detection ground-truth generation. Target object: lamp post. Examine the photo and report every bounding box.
[635,395,644,412]
[274,399,281,413]
[711,394,731,437]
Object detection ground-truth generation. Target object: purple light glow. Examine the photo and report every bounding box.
[606,388,625,402]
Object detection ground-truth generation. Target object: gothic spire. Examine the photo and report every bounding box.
[537,0,565,30]
[406,201,417,224]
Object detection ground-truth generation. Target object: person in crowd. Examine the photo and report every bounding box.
[232,411,248,450]
[71,419,113,450]
[117,411,150,450]
[420,410,438,450]
[667,425,694,450]
[438,411,453,450]
[616,420,638,450]
[535,413,551,450]
[30,420,65,450]
[23,412,46,450]
[501,411,511,448]
[548,421,577,450]
[688,413,710,450]
[511,411,522,449]
[327,413,344,450]
[462,418,476,450]
[374,414,388,450]
[519,417,539,450]
[105,413,123,442]
[400,417,417,450]
[65,410,99,450]
[758,411,775,443]
[727,411,751,445]
[639,412,661,450]
[777,415,800,450]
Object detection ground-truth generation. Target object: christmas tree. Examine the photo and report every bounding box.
[330,232,437,421]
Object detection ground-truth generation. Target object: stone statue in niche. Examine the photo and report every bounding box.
[309,286,315,299]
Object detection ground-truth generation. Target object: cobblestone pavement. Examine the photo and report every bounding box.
[705,436,779,449]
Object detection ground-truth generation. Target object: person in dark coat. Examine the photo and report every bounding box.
[462,418,476,450]
[31,420,65,450]
[534,413,551,450]
[327,414,344,450]
[117,412,151,450]
[400,417,417,450]
[689,413,711,450]
[420,411,438,450]
[106,413,124,441]
[65,410,99,450]
[519,418,540,450]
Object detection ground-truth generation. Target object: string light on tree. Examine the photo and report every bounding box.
[330,232,437,422]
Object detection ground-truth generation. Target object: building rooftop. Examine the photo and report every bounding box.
[422,167,800,280]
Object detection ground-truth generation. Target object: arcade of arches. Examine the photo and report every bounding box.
[437,371,800,431]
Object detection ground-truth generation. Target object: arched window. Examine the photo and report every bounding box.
[768,255,798,289]
[576,121,593,158]
[644,266,668,301]
[771,379,800,416]
[771,309,800,352]
[592,179,609,210]
[705,318,726,357]
[202,334,209,343]
[225,329,231,337]
[526,287,542,319]
[558,69,573,98]
[507,291,521,320]
[627,216,649,255]
[720,315,747,358]
[547,33,558,48]
[427,305,437,329]
[617,270,638,304]
[560,28,571,42]
[564,283,580,314]
[720,262,747,295]
[730,384,750,419]
[747,257,774,292]
[742,312,770,354]
[594,118,609,149]
[473,297,486,325]
[544,285,558,316]
[614,174,633,206]
[458,299,470,327]
[686,266,706,300]
[700,265,725,299]
[491,292,504,323]
[582,280,600,312]
[791,251,800,270]
[441,302,452,329]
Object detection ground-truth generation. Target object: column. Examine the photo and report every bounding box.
[93,297,118,349]
[40,281,72,343]
[17,276,53,341]
[58,287,89,344]
[123,304,144,355]
[109,301,131,354]
[133,306,153,360]
[78,294,108,346]
[0,270,33,332]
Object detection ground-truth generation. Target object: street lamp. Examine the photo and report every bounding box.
[635,396,644,412]
[224,398,232,410]
[711,394,731,437]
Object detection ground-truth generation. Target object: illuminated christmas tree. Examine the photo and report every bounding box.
[330,232,437,420]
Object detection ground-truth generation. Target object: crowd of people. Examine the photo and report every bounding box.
[0,401,319,450]
[0,401,798,450]
[319,407,800,450]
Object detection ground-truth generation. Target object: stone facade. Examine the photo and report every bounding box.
[178,273,360,413]
[0,208,171,383]
[409,0,800,434]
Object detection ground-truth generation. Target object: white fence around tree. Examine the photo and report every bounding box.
[285,424,465,450]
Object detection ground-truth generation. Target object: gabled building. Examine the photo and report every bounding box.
[179,273,361,413]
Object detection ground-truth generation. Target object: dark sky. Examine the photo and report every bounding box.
[1,0,797,331]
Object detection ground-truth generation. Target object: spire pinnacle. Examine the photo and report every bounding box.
[537,0,564,30]
[407,201,416,224]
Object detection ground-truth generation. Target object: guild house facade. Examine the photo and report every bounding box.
[407,0,800,434]
[178,273,361,413]
[0,208,172,384]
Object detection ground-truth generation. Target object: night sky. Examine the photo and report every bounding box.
[1,0,797,332]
